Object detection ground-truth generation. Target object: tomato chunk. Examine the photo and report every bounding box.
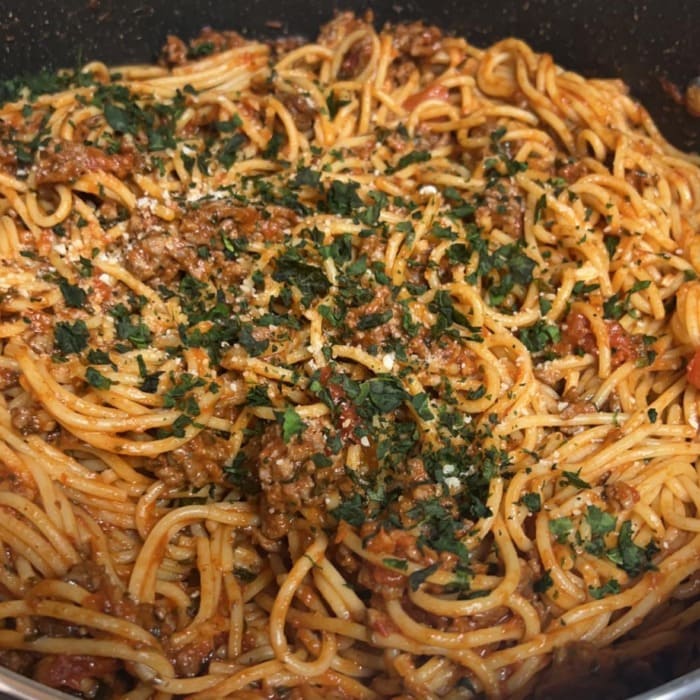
[687,349,700,389]
[403,83,450,111]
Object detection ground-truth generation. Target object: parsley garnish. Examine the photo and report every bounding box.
[85,366,112,390]
[603,280,651,320]
[560,469,591,489]
[331,494,365,526]
[86,349,116,370]
[607,521,657,577]
[54,320,89,355]
[518,320,560,352]
[410,393,434,421]
[326,91,350,119]
[356,310,393,331]
[533,570,553,593]
[326,180,362,216]
[383,558,408,571]
[586,506,616,536]
[408,563,440,591]
[273,253,330,302]
[390,150,431,173]
[187,41,215,59]
[58,278,87,308]
[280,407,305,443]
[519,492,541,512]
[533,193,547,223]
[217,133,246,169]
[549,517,573,543]
[589,579,620,599]
[262,131,284,160]
[247,385,272,407]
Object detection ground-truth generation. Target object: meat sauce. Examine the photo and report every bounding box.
[558,310,643,368]
[34,139,135,185]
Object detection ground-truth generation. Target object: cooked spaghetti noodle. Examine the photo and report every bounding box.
[0,12,699,699]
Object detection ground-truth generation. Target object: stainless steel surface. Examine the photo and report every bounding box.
[630,668,700,700]
[0,663,699,700]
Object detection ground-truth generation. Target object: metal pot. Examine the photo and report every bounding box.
[0,1,698,698]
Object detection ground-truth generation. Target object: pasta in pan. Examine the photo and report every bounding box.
[0,12,699,699]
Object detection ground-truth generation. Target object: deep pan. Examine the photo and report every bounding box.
[0,1,699,700]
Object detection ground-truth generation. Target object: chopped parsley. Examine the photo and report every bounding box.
[533,570,553,593]
[331,494,365,527]
[607,520,657,577]
[560,469,591,490]
[280,407,305,443]
[519,492,541,513]
[85,366,113,390]
[549,517,573,543]
[58,278,87,309]
[54,320,90,355]
[589,579,620,599]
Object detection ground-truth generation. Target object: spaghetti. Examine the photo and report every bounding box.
[0,12,699,699]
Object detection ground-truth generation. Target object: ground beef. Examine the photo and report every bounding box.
[34,139,135,185]
[125,202,263,287]
[24,310,55,356]
[409,329,480,382]
[413,121,453,150]
[160,35,189,67]
[32,655,120,696]
[179,201,258,244]
[0,141,17,171]
[10,404,56,435]
[0,367,19,391]
[64,561,111,593]
[339,37,373,80]
[476,181,525,239]
[72,562,178,641]
[257,418,345,539]
[686,78,700,117]
[357,563,406,599]
[32,614,83,639]
[403,82,450,111]
[125,200,297,289]
[124,222,203,287]
[384,21,446,93]
[558,311,597,356]
[317,12,371,49]
[266,35,306,61]
[179,201,296,246]
[318,367,362,443]
[160,28,248,68]
[362,525,429,564]
[170,624,227,677]
[278,92,317,132]
[151,430,230,489]
[344,286,403,348]
[556,158,588,184]
[390,21,444,59]
[559,398,597,420]
[192,27,248,55]
[607,319,643,366]
[604,481,640,512]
